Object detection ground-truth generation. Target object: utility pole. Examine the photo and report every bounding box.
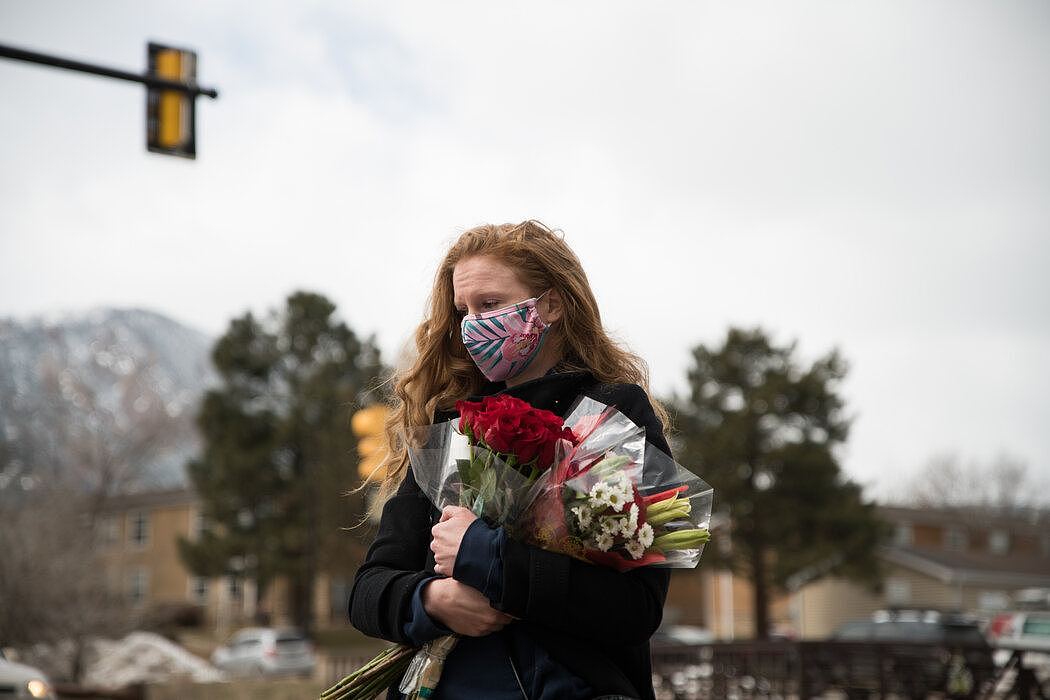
[0,42,219,159]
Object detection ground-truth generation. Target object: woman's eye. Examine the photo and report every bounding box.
[482,300,501,310]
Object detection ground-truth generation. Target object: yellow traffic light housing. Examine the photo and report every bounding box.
[352,404,390,482]
[0,41,216,158]
[147,42,197,158]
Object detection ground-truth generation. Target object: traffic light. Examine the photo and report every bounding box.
[1,41,217,158]
[352,404,390,482]
[147,42,197,158]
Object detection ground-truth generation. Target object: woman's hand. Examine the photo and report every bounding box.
[430,505,477,576]
[422,577,514,637]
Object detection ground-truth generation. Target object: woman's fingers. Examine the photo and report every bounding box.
[429,507,478,576]
[439,505,468,522]
[430,529,455,575]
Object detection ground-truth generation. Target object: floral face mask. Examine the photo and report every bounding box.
[460,290,551,382]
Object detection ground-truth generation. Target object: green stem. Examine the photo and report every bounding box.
[322,646,413,700]
[321,647,390,697]
[340,654,409,700]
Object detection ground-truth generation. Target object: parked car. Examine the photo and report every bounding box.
[988,611,1050,651]
[831,609,991,646]
[0,648,55,699]
[985,587,1050,676]
[651,624,715,646]
[826,609,996,699]
[210,627,315,678]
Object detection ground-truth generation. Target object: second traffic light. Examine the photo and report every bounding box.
[352,404,390,482]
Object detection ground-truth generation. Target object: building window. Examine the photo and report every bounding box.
[988,530,1010,555]
[228,576,243,601]
[128,568,149,604]
[97,516,120,547]
[128,511,150,548]
[944,527,968,552]
[886,578,911,605]
[893,523,913,548]
[189,577,209,604]
[190,509,209,541]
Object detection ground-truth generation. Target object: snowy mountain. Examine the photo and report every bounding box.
[0,307,219,494]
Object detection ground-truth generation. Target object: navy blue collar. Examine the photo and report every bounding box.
[462,368,597,418]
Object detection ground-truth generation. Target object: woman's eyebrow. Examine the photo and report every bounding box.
[455,291,504,306]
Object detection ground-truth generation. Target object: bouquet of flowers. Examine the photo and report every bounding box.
[321,393,712,700]
[520,396,711,573]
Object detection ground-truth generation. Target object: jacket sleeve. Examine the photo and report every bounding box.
[347,466,434,644]
[485,383,674,647]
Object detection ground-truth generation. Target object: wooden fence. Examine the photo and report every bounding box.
[650,640,1045,699]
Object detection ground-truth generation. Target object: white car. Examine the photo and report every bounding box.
[210,627,315,678]
[1007,612,1050,652]
[0,649,55,699]
[652,624,716,646]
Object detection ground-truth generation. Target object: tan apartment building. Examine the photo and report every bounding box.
[664,505,1050,641]
[790,505,1050,638]
[95,488,352,635]
[664,566,795,640]
[98,489,1048,643]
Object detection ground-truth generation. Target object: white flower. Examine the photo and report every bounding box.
[605,485,628,512]
[600,517,621,536]
[596,532,614,552]
[637,522,654,548]
[626,539,646,559]
[620,504,639,538]
[571,505,592,529]
[588,481,611,508]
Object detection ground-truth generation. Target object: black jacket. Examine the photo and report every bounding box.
[348,369,672,700]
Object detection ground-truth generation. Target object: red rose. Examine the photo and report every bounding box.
[456,399,484,438]
[512,418,554,465]
[454,394,577,470]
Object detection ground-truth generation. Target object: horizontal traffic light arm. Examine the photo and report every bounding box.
[0,42,219,99]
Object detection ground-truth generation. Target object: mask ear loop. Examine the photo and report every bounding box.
[522,289,554,337]
[537,288,555,325]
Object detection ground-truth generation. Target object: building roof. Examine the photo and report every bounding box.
[878,504,1050,539]
[98,487,199,513]
[883,545,1050,588]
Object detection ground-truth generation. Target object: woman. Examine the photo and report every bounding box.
[349,220,673,700]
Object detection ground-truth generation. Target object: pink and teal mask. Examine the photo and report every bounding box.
[461,290,551,382]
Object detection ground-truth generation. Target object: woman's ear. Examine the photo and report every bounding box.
[543,288,564,325]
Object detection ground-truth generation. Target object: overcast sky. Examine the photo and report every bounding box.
[2,1,1048,500]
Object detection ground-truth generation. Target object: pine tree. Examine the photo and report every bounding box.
[178,291,383,635]
[676,327,887,639]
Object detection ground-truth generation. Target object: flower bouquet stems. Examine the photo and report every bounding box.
[320,644,417,700]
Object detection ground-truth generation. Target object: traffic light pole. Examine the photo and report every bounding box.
[0,42,219,99]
